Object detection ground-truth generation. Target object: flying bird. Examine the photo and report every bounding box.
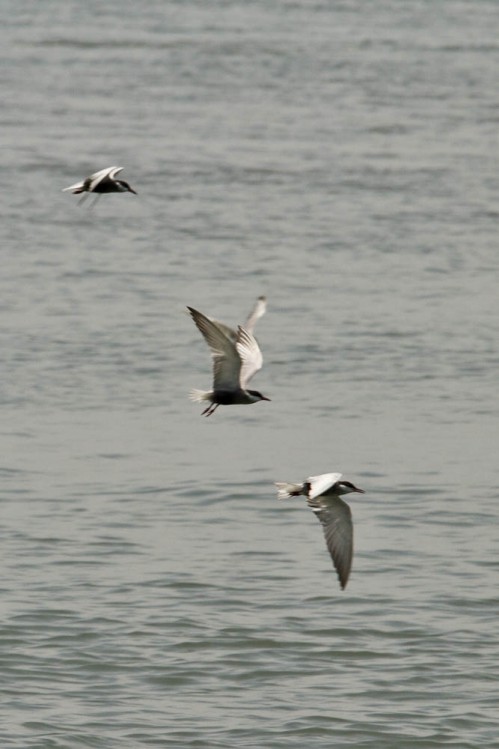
[187,305,270,416]
[62,166,137,206]
[275,472,365,590]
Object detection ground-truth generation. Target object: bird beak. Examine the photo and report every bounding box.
[129,187,137,194]
[261,396,271,401]
[355,487,365,493]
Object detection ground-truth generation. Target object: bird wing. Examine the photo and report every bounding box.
[89,166,122,190]
[308,495,353,590]
[244,296,267,335]
[209,296,267,342]
[306,473,343,500]
[62,180,85,192]
[235,326,263,388]
[108,166,123,179]
[209,318,237,342]
[187,307,242,390]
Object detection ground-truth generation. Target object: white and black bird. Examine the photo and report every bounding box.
[62,166,137,206]
[187,305,270,417]
[275,472,365,590]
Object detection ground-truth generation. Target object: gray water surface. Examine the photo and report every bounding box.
[1,1,499,747]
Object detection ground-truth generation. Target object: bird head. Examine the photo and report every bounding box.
[248,390,271,403]
[337,481,365,495]
[117,180,137,194]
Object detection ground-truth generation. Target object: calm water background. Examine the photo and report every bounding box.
[1,1,498,747]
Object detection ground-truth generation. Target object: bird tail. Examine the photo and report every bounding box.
[189,389,212,403]
[275,482,305,499]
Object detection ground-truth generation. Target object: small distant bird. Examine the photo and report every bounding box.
[62,166,137,206]
[275,472,365,590]
[187,305,270,416]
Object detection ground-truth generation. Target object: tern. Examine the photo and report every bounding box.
[275,472,365,590]
[62,166,137,206]
[187,305,270,416]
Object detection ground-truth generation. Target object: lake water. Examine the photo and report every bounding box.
[1,1,499,747]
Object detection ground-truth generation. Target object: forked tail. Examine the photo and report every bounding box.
[274,482,305,499]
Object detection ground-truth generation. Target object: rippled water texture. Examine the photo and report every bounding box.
[1,1,498,747]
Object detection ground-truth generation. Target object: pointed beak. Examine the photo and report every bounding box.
[129,187,137,194]
[261,396,271,401]
[355,487,365,493]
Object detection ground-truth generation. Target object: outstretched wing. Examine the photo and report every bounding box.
[208,296,267,343]
[62,179,85,193]
[308,495,353,590]
[306,473,343,500]
[244,296,267,335]
[209,319,237,342]
[89,166,122,190]
[236,326,263,388]
[187,307,242,390]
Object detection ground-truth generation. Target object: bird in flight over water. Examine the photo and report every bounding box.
[187,304,270,417]
[62,166,137,206]
[275,472,365,590]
